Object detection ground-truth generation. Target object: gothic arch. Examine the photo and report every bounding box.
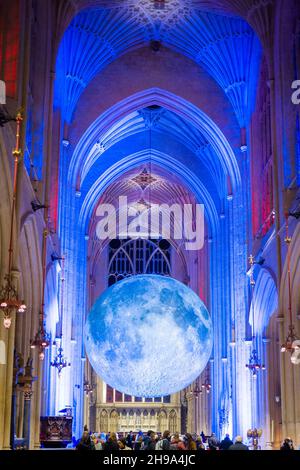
[169,409,177,434]
[279,222,300,444]
[69,88,241,193]
[158,409,168,433]
[248,266,279,447]
[99,409,108,432]
[0,123,14,280]
[251,267,278,335]
[79,150,219,239]
[110,409,119,433]
[280,223,300,324]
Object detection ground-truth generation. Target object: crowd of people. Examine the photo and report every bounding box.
[75,430,252,451]
[74,429,298,452]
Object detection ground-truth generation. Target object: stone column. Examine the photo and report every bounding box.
[186,391,194,433]
[10,351,24,449]
[18,358,37,449]
[22,388,33,449]
[33,358,42,449]
[180,391,187,434]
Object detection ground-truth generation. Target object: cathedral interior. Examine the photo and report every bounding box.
[0,0,300,451]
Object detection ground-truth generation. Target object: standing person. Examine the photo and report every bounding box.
[219,434,233,450]
[156,431,171,450]
[143,431,156,450]
[142,430,152,450]
[170,433,181,450]
[196,436,205,451]
[162,430,171,450]
[228,436,249,450]
[95,438,103,450]
[280,438,295,450]
[155,435,163,450]
[126,431,134,449]
[134,435,144,450]
[208,433,219,451]
[76,431,95,451]
[103,432,119,451]
[185,433,197,450]
[118,438,133,450]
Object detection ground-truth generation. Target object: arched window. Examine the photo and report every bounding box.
[99,409,108,433]
[110,410,119,433]
[0,0,20,99]
[251,56,274,238]
[108,238,171,286]
[106,237,171,404]
[169,410,177,434]
[158,410,168,432]
[294,21,300,185]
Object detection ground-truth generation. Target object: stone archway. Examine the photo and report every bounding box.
[158,410,168,433]
[279,223,300,445]
[99,409,108,433]
[110,410,119,433]
[169,410,177,434]
[250,267,279,448]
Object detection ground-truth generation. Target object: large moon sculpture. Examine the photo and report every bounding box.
[84,274,213,397]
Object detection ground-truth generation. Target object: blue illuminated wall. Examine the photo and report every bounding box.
[46,3,263,439]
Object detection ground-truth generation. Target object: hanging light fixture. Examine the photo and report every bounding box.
[0,113,27,328]
[201,368,212,393]
[30,219,51,359]
[281,216,299,357]
[192,377,202,399]
[201,379,212,394]
[245,255,265,378]
[50,337,71,376]
[30,312,50,360]
[83,379,94,396]
[51,258,70,375]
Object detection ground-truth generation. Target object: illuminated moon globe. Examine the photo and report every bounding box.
[84,274,213,397]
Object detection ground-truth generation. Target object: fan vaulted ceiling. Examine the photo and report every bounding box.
[55,1,261,125]
[81,106,225,195]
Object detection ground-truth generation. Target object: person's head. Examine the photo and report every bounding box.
[118,438,126,449]
[110,432,117,442]
[196,436,203,443]
[172,432,180,442]
[81,431,90,444]
[225,434,230,439]
[235,436,243,444]
[284,437,294,448]
[163,430,170,440]
[185,433,193,441]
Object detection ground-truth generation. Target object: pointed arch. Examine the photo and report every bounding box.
[69,89,241,193]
